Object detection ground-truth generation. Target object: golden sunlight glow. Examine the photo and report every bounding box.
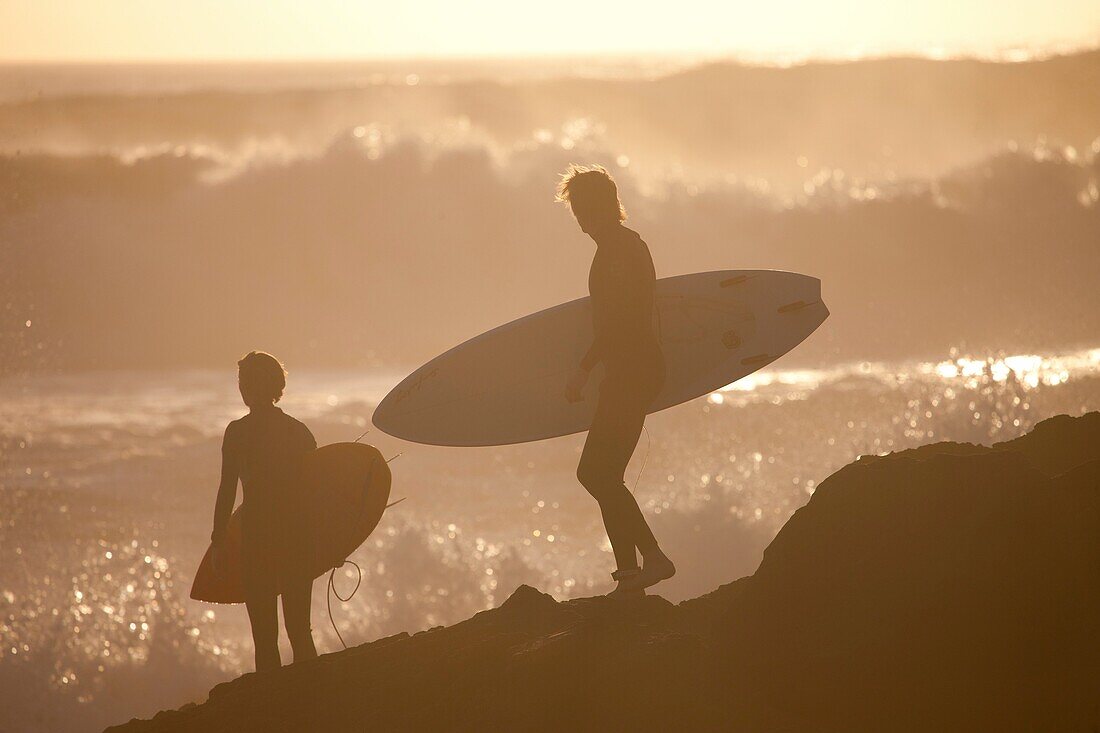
[0,0,1097,62]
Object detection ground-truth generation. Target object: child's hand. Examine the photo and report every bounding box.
[210,539,227,576]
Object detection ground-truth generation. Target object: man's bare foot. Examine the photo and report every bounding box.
[637,553,676,590]
[608,568,646,598]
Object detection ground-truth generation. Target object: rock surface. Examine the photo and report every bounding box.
[108,413,1100,732]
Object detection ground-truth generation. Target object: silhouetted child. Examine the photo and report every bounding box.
[211,351,318,671]
[558,165,676,596]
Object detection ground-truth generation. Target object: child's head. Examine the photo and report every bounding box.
[237,351,287,408]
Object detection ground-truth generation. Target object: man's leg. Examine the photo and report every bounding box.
[577,387,655,572]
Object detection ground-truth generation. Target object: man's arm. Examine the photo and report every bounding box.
[579,336,603,372]
[567,337,601,403]
[211,425,240,544]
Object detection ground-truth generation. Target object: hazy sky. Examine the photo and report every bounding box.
[1,0,1098,62]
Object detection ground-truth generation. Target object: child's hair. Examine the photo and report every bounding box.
[555,164,627,223]
[237,351,287,404]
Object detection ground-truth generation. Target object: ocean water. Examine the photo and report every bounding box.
[2,349,1099,731]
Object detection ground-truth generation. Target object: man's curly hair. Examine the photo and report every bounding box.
[556,164,627,224]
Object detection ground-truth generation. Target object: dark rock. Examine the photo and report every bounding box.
[724,412,1100,732]
[995,411,1100,476]
[499,583,558,614]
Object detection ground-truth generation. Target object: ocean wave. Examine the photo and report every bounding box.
[3,50,1100,188]
[2,130,1098,376]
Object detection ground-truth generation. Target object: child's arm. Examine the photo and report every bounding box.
[211,424,240,544]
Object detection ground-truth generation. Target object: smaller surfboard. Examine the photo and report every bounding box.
[190,442,392,604]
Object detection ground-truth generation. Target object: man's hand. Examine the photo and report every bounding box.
[565,367,590,403]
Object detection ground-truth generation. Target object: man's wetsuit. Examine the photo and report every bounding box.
[576,224,665,573]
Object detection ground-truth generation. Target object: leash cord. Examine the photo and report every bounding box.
[323,432,403,650]
[632,424,651,492]
[326,560,362,650]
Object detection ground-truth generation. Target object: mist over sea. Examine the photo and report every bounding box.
[2,54,1099,730]
[4,51,1100,375]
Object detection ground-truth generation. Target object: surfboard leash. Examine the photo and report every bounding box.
[326,560,362,650]
[632,424,652,492]
[316,430,409,650]
[324,498,406,650]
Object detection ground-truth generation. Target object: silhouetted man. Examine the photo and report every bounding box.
[211,351,318,670]
[558,164,675,596]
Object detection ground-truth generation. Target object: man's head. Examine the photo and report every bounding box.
[237,351,286,407]
[556,164,626,234]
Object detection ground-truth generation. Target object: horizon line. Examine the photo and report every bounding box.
[2,39,1099,69]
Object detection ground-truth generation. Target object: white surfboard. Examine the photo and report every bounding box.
[373,270,828,446]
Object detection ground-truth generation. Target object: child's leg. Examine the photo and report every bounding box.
[243,529,282,671]
[244,591,281,671]
[282,577,317,663]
